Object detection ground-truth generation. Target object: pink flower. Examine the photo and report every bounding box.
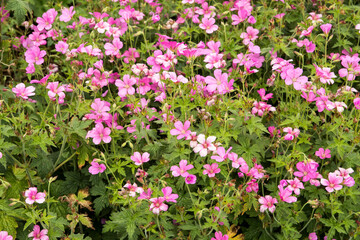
[211,231,229,240]
[12,83,35,100]
[321,172,343,193]
[284,67,308,90]
[320,23,332,35]
[170,121,191,139]
[28,225,48,240]
[138,188,152,200]
[36,8,57,31]
[149,197,168,214]
[314,65,336,85]
[104,38,123,57]
[46,82,66,104]
[162,187,178,203]
[170,159,194,177]
[294,161,320,182]
[203,163,221,178]
[124,182,143,197]
[246,179,259,193]
[24,187,46,204]
[286,178,304,195]
[184,174,197,184]
[86,123,112,145]
[205,69,229,93]
[258,195,278,213]
[199,17,218,34]
[309,232,318,240]
[240,26,259,45]
[0,231,13,240]
[193,134,216,157]
[278,186,297,203]
[59,6,75,22]
[0,152,2,159]
[211,146,232,162]
[25,46,46,65]
[88,159,106,175]
[55,41,69,54]
[228,152,245,169]
[257,88,273,101]
[354,98,360,109]
[130,152,150,166]
[115,75,136,97]
[315,148,331,159]
[283,127,300,140]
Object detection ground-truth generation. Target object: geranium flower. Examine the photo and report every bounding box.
[86,123,112,145]
[203,163,221,178]
[211,231,229,240]
[12,83,35,100]
[88,159,106,175]
[315,148,331,159]
[0,231,13,240]
[162,187,178,203]
[170,159,194,177]
[199,17,218,34]
[25,46,46,65]
[24,187,46,205]
[59,6,75,22]
[193,134,216,157]
[321,172,343,193]
[130,152,150,166]
[170,120,191,139]
[28,225,48,240]
[149,197,168,214]
[184,174,197,184]
[258,195,278,213]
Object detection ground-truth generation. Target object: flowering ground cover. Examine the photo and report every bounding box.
[1,0,360,239]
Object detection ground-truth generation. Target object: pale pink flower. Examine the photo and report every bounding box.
[0,231,13,240]
[184,174,197,184]
[283,127,300,141]
[315,148,331,159]
[170,160,194,177]
[193,134,216,157]
[278,186,297,203]
[59,6,75,22]
[199,17,218,34]
[25,46,46,65]
[321,172,343,193]
[203,163,221,178]
[130,152,150,166]
[104,38,123,57]
[149,197,168,214]
[36,8,57,31]
[257,88,273,101]
[88,159,106,175]
[55,41,69,54]
[258,195,278,213]
[240,26,259,45]
[314,65,336,84]
[286,178,304,195]
[228,152,245,169]
[115,75,136,97]
[28,225,48,240]
[211,146,232,162]
[123,182,143,197]
[138,188,152,200]
[205,69,229,93]
[356,24,360,33]
[46,82,66,104]
[86,123,112,145]
[24,187,46,204]
[334,167,354,179]
[170,121,191,139]
[162,187,178,203]
[12,83,35,100]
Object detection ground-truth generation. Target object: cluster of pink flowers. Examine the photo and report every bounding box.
[171,159,197,184]
[320,168,355,193]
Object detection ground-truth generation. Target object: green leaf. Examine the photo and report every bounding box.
[6,0,31,24]
[0,212,18,238]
